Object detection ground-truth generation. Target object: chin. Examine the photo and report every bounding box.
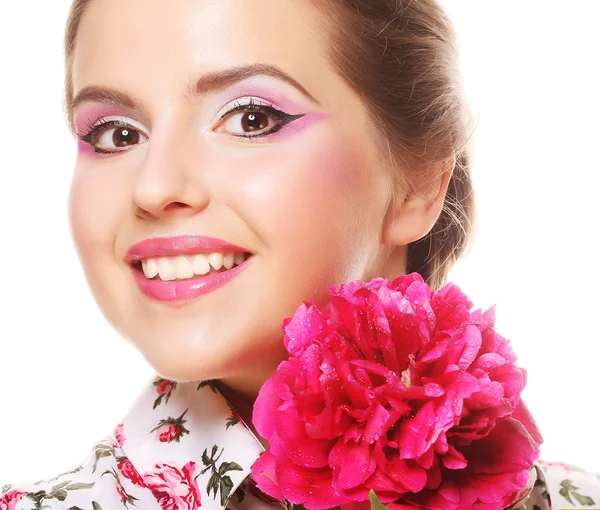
[143,350,222,383]
[136,334,247,384]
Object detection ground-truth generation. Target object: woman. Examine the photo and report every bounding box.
[1,0,599,509]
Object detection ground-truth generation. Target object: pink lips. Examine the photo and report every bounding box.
[125,234,253,303]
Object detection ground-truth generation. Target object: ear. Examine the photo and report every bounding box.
[382,156,455,247]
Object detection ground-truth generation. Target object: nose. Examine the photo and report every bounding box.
[132,127,210,220]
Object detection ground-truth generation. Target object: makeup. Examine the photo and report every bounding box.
[125,234,254,302]
[74,104,149,158]
[131,254,253,302]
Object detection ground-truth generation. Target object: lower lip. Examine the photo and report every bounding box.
[131,255,253,302]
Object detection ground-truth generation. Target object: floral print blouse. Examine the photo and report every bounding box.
[1,375,599,510]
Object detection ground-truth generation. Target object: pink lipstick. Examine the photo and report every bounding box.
[125,234,254,302]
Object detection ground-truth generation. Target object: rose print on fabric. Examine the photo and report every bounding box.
[153,378,178,409]
[200,444,243,506]
[225,402,248,430]
[150,409,190,443]
[111,423,126,448]
[3,374,598,510]
[117,458,146,488]
[102,467,139,508]
[142,461,202,510]
[0,489,28,510]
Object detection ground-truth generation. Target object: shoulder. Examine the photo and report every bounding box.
[0,436,157,510]
[536,460,600,508]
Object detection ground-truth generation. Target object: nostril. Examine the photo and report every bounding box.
[164,202,189,211]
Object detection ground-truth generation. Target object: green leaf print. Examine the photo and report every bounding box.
[51,489,68,501]
[197,380,219,393]
[24,480,97,510]
[101,468,139,508]
[559,479,596,506]
[573,491,596,506]
[219,477,234,506]
[219,462,243,476]
[51,481,71,491]
[92,442,115,474]
[64,482,95,491]
[33,464,84,486]
[68,503,103,510]
[225,415,239,429]
[201,444,244,506]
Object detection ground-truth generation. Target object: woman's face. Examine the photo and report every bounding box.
[69,0,396,395]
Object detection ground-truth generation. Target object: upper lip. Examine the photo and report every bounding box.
[124,234,252,265]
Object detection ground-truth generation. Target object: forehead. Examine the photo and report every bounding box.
[72,0,332,101]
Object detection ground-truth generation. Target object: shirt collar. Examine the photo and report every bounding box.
[114,374,266,510]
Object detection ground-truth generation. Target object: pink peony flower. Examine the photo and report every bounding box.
[113,422,126,447]
[0,490,28,510]
[118,458,146,487]
[157,379,174,396]
[251,273,542,510]
[142,461,202,510]
[158,424,182,443]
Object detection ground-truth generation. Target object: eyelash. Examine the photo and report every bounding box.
[78,98,302,154]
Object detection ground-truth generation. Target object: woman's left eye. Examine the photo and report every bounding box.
[214,100,305,139]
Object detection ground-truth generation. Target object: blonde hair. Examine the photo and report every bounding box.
[63,0,476,290]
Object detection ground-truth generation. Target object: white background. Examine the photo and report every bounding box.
[0,0,598,483]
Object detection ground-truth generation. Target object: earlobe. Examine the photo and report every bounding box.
[382,156,455,247]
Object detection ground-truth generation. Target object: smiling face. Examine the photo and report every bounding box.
[68,0,400,397]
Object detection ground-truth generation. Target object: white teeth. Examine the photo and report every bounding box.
[223,252,235,270]
[158,257,177,281]
[142,258,159,279]
[192,254,211,275]
[208,253,224,271]
[174,256,194,279]
[139,252,249,281]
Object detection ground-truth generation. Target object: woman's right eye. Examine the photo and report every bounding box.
[79,119,149,154]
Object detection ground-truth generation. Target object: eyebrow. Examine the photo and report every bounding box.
[70,63,321,113]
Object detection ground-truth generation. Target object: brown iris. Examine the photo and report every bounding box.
[241,112,269,132]
[113,127,140,147]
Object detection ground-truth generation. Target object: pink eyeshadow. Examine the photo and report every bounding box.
[74,104,135,136]
[74,104,140,158]
[263,111,328,142]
